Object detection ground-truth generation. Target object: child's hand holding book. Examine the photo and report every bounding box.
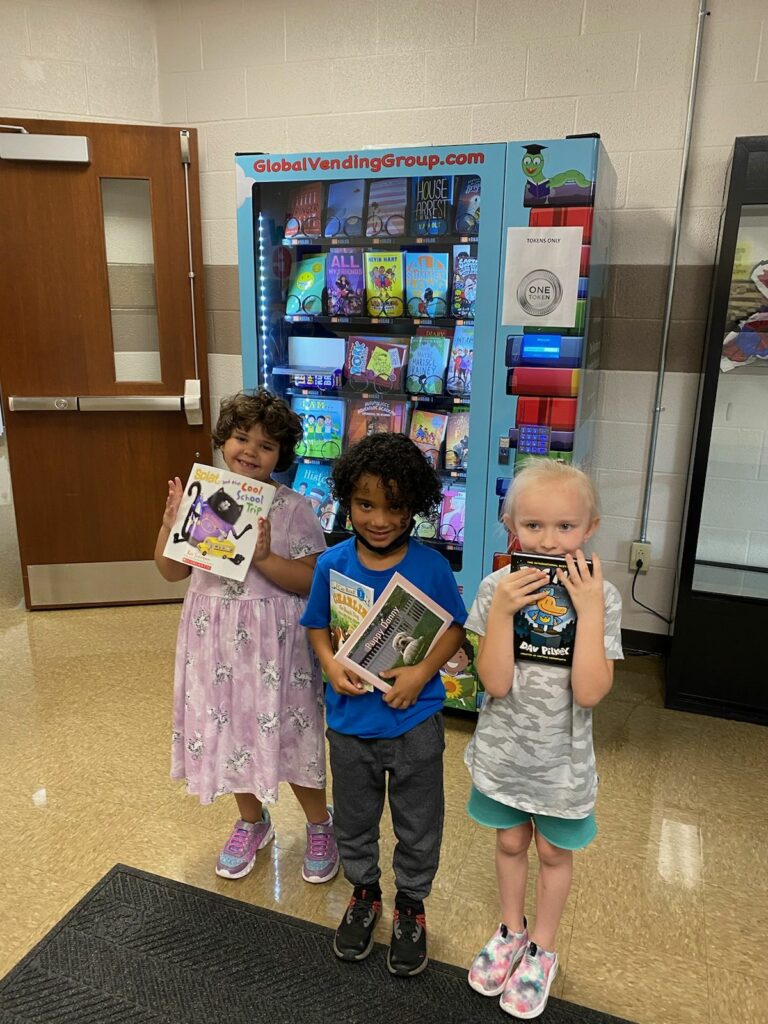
[378,663,432,710]
[556,551,604,617]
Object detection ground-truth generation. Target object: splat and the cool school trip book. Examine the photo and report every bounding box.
[163,464,276,582]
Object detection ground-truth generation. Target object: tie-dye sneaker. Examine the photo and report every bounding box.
[302,809,339,884]
[500,941,558,1019]
[215,812,274,879]
[468,919,529,996]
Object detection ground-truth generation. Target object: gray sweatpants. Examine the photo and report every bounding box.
[327,713,445,901]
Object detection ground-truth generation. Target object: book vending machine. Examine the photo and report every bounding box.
[235,137,614,711]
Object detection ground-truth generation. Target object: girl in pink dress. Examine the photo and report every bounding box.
[155,390,338,884]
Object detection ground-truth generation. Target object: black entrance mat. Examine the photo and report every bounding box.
[0,865,634,1024]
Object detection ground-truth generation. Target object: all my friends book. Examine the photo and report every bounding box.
[163,464,276,583]
[326,247,365,316]
[511,552,592,666]
[334,572,454,693]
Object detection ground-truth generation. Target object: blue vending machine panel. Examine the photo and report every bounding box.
[483,137,614,569]
[235,144,508,605]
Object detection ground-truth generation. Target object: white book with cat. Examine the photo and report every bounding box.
[163,463,276,582]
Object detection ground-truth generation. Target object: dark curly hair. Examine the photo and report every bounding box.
[212,390,301,473]
[331,433,443,517]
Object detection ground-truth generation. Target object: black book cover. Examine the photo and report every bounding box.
[511,553,591,667]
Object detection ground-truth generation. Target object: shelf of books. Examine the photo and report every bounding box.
[247,170,483,578]
[236,140,614,714]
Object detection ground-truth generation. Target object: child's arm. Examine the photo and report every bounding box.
[475,567,549,698]
[380,622,466,710]
[307,627,367,697]
[154,477,192,583]
[558,551,613,708]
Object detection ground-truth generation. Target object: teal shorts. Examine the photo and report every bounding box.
[467,785,597,851]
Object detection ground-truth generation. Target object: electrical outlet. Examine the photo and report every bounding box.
[629,541,651,574]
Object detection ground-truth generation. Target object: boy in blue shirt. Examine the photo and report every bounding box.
[302,433,466,976]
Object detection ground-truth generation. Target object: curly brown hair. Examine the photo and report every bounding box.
[331,433,443,517]
[212,390,301,472]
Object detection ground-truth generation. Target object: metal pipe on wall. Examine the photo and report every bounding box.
[639,0,710,542]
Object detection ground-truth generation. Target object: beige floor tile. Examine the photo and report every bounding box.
[704,885,768,985]
[0,871,91,979]
[701,810,768,894]
[571,846,707,959]
[708,965,768,1024]
[564,934,711,1024]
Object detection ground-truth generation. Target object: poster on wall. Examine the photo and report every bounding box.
[501,226,582,328]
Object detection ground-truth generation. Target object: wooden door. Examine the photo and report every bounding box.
[0,119,211,608]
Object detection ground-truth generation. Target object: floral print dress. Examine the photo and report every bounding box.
[171,486,327,805]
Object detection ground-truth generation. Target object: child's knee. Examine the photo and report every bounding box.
[534,830,572,866]
[497,821,533,856]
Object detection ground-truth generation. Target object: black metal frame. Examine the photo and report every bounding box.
[667,136,768,724]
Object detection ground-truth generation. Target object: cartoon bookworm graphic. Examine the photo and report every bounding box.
[521,144,593,206]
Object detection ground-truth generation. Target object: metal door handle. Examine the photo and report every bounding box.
[9,380,203,426]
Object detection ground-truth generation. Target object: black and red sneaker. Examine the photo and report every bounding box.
[333,885,382,961]
[387,894,428,976]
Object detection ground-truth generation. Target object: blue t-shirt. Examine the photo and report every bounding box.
[301,537,467,739]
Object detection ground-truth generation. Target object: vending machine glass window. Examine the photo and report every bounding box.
[248,169,483,576]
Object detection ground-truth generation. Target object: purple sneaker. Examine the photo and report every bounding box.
[302,808,339,884]
[215,812,274,879]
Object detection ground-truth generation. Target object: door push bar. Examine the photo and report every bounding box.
[8,379,203,426]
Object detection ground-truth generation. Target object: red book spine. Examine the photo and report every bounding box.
[516,397,578,431]
[530,207,594,244]
[507,368,580,398]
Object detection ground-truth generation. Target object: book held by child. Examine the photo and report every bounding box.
[511,552,591,666]
[334,572,454,693]
[163,464,276,583]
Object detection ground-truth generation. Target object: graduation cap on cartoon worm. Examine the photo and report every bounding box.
[521,144,591,189]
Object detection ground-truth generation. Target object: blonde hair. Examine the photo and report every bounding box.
[502,459,600,524]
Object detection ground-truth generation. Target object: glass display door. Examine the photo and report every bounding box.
[693,203,768,600]
[668,136,768,723]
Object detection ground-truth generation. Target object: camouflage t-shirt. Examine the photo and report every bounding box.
[464,568,623,819]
